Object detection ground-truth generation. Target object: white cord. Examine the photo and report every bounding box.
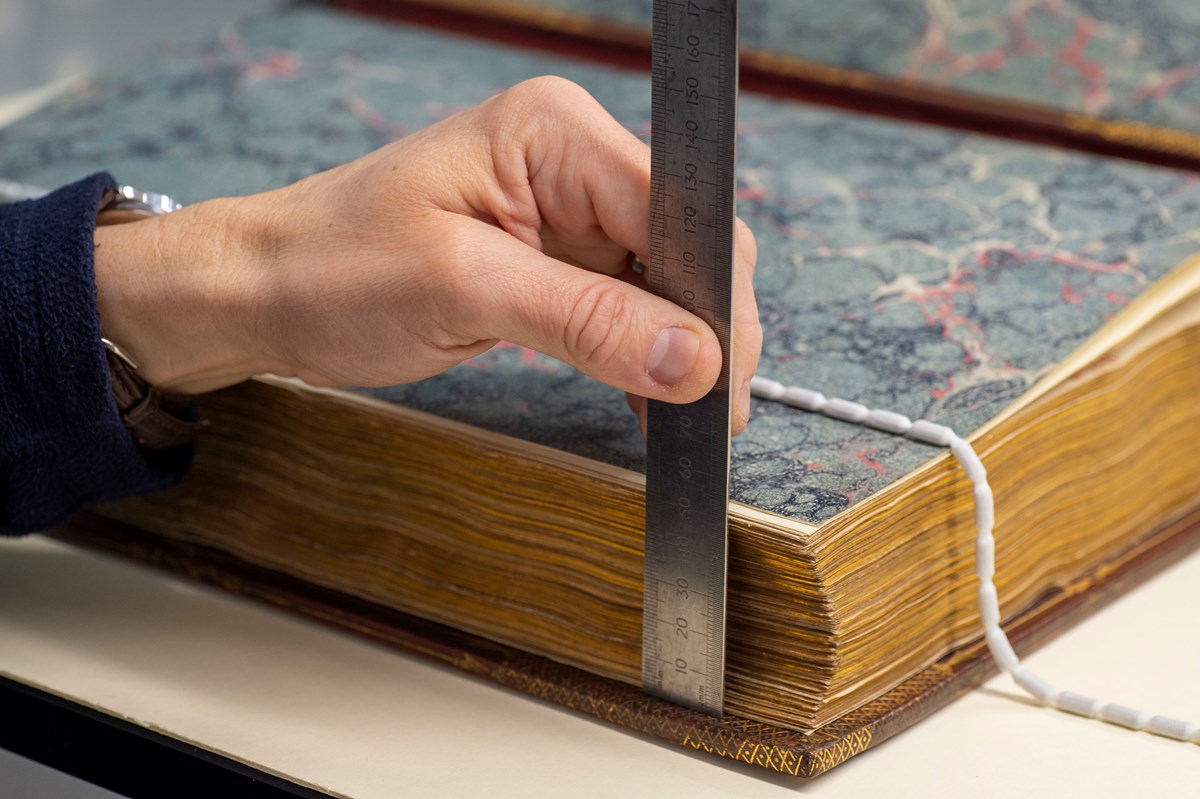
[749,375,1200,744]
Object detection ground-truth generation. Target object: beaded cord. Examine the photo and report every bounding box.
[750,376,1200,744]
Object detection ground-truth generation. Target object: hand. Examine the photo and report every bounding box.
[93,76,762,432]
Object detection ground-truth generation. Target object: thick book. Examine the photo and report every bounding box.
[4,7,1199,775]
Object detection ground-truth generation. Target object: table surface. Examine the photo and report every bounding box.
[0,535,1197,798]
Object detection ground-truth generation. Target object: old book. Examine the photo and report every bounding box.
[5,7,1199,773]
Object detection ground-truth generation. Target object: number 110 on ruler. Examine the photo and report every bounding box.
[642,0,739,717]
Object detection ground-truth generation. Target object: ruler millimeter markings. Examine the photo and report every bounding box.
[642,0,739,717]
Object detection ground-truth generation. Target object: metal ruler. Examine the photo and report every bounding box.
[642,0,739,716]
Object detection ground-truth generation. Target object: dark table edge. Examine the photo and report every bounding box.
[0,675,336,799]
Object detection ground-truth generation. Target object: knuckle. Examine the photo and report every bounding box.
[563,281,633,371]
[496,76,595,135]
[507,75,591,110]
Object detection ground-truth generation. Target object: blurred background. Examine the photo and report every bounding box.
[0,0,286,126]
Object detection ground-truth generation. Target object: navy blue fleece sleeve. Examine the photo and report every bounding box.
[1,173,191,535]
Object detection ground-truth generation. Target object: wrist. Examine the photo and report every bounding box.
[93,196,277,394]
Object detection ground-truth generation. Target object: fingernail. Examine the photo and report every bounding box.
[646,328,699,387]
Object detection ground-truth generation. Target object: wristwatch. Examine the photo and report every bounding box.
[97,184,182,224]
[98,184,203,451]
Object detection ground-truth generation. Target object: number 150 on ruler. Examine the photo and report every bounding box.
[642,0,739,717]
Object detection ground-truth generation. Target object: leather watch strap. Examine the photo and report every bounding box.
[103,341,202,452]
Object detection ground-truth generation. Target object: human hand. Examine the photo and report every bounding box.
[93,76,761,432]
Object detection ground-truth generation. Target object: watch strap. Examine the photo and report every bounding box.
[103,341,202,451]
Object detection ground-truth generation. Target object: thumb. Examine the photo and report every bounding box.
[459,221,722,402]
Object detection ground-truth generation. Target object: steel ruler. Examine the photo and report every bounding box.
[642,0,739,716]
